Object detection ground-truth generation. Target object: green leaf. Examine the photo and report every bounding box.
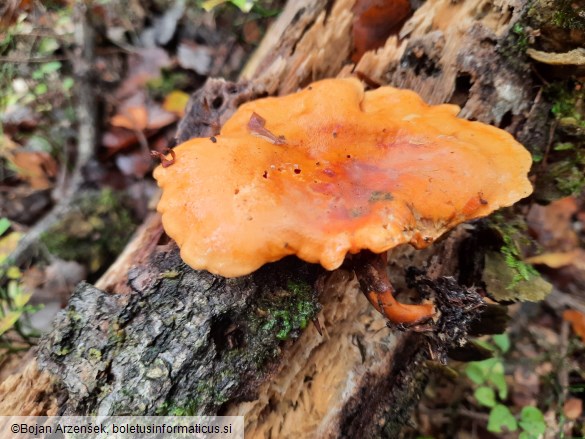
[6,266,21,279]
[34,83,48,95]
[38,37,59,55]
[492,333,511,353]
[519,406,546,436]
[201,0,228,10]
[0,218,10,236]
[62,77,74,91]
[32,68,44,80]
[554,142,574,151]
[465,362,486,385]
[474,386,496,408]
[488,360,508,400]
[41,61,61,74]
[474,339,495,351]
[230,0,255,12]
[488,404,518,433]
[201,0,255,12]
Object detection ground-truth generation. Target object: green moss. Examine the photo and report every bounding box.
[532,81,585,199]
[66,308,81,322]
[156,381,230,416]
[489,213,539,288]
[548,82,585,133]
[54,347,70,356]
[41,189,137,275]
[87,348,102,362]
[257,279,320,341]
[160,270,181,279]
[551,1,585,30]
[497,20,532,70]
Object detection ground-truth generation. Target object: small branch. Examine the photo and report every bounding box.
[4,2,96,269]
[0,55,70,63]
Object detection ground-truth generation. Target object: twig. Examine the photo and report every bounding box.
[557,319,570,433]
[0,55,70,63]
[4,2,96,269]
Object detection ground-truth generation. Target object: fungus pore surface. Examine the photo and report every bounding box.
[154,78,533,277]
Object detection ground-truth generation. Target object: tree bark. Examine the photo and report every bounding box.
[0,0,554,437]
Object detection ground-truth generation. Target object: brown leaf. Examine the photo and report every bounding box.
[115,47,171,100]
[563,398,583,420]
[111,106,149,131]
[102,127,138,151]
[12,151,58,189]
[563,309,585,343]
[527,197,579,252]
[146,105,177,130]
[247,112,286,145]
[525,250,580,268]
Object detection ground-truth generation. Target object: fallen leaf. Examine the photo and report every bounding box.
[111,105,149,131]
[151,0,185,45]
[1,104,39,134]
[12,151,58,189]
[525,250,580,268]
[563,309,585,342]
[177,41,213,75]
[563,398,583,420]
[527,197,579,251]
[102,127,139,151]
[146,105,177,130]
[163,90,190,117]
[0,281,32,336]
[115,47,171,99]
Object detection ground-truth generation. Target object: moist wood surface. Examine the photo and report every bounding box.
[0,0,548,437]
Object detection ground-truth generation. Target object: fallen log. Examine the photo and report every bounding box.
[0,0,553,437]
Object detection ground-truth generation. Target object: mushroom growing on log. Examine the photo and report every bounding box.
[154,78,533,325]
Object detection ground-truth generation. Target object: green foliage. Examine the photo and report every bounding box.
[466,335,548,437]
[488,214,542,295]
[551,0,585,30]
[474,386,497,408]
[488,404,518,433]
[201,0,258,13]
[550,85,585,124]
[500,234,539,287]
[511,23,529,51]
[0,218,10,236]
[260,280,319,341]
[518,406,546,439]
[0,219,42,356]
[40,189,137,274]
[198,0,279,16]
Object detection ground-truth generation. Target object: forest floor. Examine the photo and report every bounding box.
[0,1,584,438]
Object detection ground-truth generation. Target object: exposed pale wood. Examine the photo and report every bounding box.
[0,0,548,438]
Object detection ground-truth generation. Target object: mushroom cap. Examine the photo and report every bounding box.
[154,78,533,277]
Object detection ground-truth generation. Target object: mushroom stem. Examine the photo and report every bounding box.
[353,251,435,325]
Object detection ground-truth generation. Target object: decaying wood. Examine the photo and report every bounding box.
[0,0,551,437]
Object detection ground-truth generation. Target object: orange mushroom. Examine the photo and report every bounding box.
[154,78,533,325]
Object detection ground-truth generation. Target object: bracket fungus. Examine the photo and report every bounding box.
[154,78,533,325]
